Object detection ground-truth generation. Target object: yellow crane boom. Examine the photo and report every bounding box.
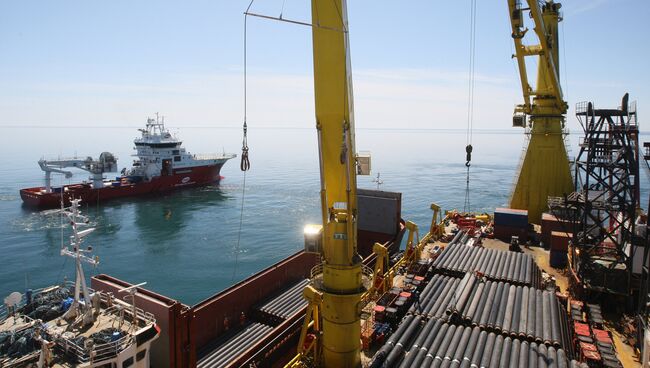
[507,0,574,223]
[298,0,366,366]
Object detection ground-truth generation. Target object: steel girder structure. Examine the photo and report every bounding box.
[566,94,641,296]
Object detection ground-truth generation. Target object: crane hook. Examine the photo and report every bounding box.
[465,144,473,167]
[240,121,250,171]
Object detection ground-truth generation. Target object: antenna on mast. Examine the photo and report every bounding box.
[372,172,383,190]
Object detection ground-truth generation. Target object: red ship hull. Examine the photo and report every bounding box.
[20,163,226,209]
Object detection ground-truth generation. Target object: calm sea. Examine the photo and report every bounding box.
[0,126,647,305]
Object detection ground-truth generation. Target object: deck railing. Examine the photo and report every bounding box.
[56,331,133,363]
[54,300,155,364]
[192,153,236,161]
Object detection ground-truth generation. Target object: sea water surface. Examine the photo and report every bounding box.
[0,126,647,305]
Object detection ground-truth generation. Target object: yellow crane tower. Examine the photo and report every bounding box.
[292,0,368,367]
[507,0,574,223]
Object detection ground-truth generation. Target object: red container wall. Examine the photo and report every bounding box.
[550,231,572,252]
[541,213,575,247]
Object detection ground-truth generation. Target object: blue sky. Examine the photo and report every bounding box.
[0,0,648,130]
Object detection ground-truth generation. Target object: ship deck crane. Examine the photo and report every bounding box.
[507,0,574,223]
[38,152,118,192]
[287,0,370,366]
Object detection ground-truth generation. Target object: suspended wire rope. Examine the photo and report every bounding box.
[280,0,287,19]
[464,0,477,213]
[232,0,254,282]
[232,0,346,280]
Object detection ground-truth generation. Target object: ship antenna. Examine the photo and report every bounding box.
[373,172,383,190]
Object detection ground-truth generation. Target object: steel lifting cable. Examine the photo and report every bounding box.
[464,0,477,213]
[240,0,253,173]
[233,0,254,282]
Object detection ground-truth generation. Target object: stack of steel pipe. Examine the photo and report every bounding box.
[368,314,422,368]
[256,278,310,321]
[370,318,580,368]
[408,274,458,321]
[197,323,273,368]
[432,241,541,287]
[444,273,571,349]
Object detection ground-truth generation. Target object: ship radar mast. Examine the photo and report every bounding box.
[141,113,170,138]
[59,199,101,327]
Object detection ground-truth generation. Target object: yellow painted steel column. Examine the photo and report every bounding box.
[509,1,574,223]
[310,0,363,366]
[510,118,573,223]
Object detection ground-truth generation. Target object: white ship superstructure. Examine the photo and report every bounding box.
[127,115,235,182]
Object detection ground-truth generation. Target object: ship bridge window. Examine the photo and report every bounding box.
[172,150,179,155]
[174,156,181,162]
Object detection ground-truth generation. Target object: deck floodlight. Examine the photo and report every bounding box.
[304,224,323,254]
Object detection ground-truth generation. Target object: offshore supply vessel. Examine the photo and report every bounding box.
[20,116,236,209]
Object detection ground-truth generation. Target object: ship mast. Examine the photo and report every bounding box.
[59,199,100,326]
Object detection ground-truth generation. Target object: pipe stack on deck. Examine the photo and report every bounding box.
[198,279,310,367]
[368,227,586,367]
[432,241,542,288]
[444,273,571,349]
[197,323,273,368]
[408,274,457,321]
[369,319,580,368]
[410,272,570,350]
[256,278,309,323]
